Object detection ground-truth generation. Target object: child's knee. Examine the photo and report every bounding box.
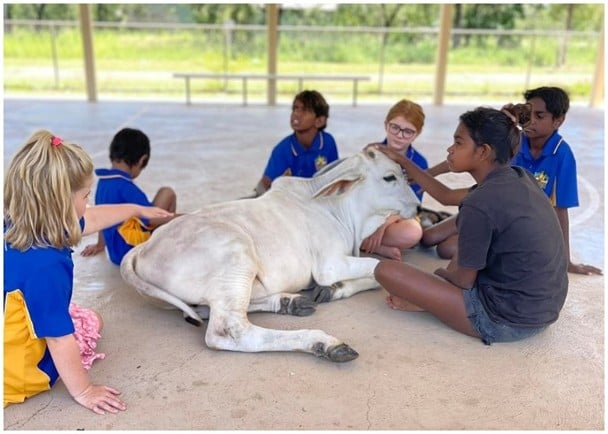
[374,260,390,281]
[158,186,176,198]
[421,229,441,247]
[388,218,423,249]
[154,187,177,210]
[401,219,423,248]
[436,238,457,259]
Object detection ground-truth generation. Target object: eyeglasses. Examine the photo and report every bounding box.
[388,122,417,139]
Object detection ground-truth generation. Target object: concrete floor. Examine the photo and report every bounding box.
[3,97,605,430]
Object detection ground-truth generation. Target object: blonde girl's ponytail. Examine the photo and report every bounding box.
[4,130,94,250]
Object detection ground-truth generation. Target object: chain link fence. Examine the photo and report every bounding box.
[3,19,601,105]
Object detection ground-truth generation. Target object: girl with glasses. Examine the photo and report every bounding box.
[360,99,428,261]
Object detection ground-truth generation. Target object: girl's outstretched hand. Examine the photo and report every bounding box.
[73,384,127,415]
[137,206,174,220]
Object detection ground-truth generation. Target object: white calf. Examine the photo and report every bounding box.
[120,148,419,362]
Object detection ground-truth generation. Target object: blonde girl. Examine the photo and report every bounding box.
[4,130,172,414]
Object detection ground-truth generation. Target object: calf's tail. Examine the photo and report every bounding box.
[120,248,204,326]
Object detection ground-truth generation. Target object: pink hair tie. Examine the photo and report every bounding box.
[51,136,63,147]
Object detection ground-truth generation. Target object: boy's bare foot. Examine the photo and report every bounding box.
[386,295,425,312]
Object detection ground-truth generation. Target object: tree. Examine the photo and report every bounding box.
[190,4,264,25]
[458,4,524,47]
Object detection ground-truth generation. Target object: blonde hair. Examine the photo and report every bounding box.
[4,129,94,250]
[385,99,425,132]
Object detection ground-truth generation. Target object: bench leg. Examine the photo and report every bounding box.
[242,77,248,106]
[185,77,191,105]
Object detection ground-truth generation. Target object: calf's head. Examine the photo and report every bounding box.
[312,148,420,226]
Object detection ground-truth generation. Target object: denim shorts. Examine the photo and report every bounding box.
[463,286,547,345]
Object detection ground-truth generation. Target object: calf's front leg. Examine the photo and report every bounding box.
[312,256,380,302]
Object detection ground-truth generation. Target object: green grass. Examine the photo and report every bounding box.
[3,26,599,103]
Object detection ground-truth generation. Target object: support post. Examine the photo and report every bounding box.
[266,4,279,106]
[79,4,97,102]
[434,4,453,106]
[185,77,191,105]
[590,24,604,108]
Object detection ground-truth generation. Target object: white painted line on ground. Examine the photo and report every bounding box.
[570,176,600,227]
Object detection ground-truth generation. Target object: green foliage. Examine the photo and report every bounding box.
[3,3,601,103]
[4,3,604,32]
[190,4,265,25]
[4,3,77,20]
[459,4,524,30]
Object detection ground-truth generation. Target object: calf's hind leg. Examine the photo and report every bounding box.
[248,292,316,316]
[204,308,358,362]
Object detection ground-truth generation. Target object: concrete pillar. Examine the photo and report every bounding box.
[434,4,453,106]
[590,24,604,108]
[79,4,97,102]
[266,4,279,106]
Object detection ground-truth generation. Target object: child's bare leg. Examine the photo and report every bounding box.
[371,218,423,259]
[375,260,478,338]
[436,234,458,259]
[384,217,423,249]
[386,294,425,311]
[152,187,177,212]
[421,214,457,247]
[371,245,403,261]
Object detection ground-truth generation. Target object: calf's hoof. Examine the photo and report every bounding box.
[279,296,316,316]
[325,343,359,362]
[312,285,334,303]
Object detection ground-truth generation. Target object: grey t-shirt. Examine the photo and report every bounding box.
[457,166,568,327]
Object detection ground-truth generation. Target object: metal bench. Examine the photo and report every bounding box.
[173,73,370,107]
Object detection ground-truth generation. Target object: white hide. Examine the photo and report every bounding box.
[120,149,419,362]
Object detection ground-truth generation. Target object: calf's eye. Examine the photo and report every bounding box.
[383,174,397,182]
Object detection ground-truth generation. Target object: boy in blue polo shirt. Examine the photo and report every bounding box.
[513,86,602,275]
[254,90,339,196]
[81,128,179,265]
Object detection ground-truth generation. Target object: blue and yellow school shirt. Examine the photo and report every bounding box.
[94,168,153,265]
[263,131,339,181]
[512,131,579,208]
[380,139,428,201]
[4,239,76,406]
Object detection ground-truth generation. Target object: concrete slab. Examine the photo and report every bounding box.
[3,98,604,430]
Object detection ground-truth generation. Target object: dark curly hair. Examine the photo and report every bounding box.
[293,90,329,130]
[459,104,532,164]
[524,86,570,118]
[109,127,150,168]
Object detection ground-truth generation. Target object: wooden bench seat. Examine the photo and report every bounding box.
[173,72,370,106]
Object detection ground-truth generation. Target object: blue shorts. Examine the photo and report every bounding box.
[463,286,547,345]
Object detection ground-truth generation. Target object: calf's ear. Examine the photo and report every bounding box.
[314,179,351,197]
[312,152,366,198]
[313,177,361,198]
[365,148,377,159]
